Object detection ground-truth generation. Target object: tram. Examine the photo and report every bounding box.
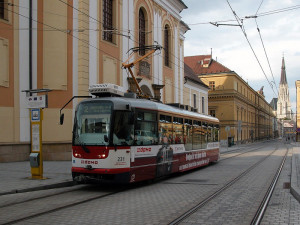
[68,83,220,183]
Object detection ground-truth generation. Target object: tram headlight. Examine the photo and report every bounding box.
[98,154,107,159]
[74,152,82,158]
[97,151,108,159]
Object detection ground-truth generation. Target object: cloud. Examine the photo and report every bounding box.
[181,0,300,110]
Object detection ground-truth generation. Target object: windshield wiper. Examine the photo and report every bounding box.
[74,134,90,153]
[80,144,90,153]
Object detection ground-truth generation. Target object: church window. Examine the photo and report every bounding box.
[139,9,146,56]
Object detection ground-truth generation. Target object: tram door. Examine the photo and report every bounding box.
[156,144,173,177]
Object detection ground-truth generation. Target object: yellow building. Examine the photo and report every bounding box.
[185,55,275,145]
[0,0,191,162]
[296,80,300,141]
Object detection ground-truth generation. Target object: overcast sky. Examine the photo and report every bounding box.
[181,0,300,113]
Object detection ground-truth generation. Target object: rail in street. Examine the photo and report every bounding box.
[168,143,286,224]
[0,141,299,225]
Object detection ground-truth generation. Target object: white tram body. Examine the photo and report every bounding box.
[71,84,219,183]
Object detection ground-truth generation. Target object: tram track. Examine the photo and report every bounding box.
[0,184,129,225]
[0,185,84,209]
[220,141,274,161]
[250,146,289,225]
[1,142,287,225]
[168,143,287,225]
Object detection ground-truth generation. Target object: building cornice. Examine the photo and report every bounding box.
[154,0,187,21]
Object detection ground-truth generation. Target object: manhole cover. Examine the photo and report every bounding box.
[283,182,291,189]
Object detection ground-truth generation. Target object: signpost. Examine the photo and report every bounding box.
[23,89,51,179]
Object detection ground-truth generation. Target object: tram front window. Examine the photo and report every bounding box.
[113,111,134,146]
[73,101,112,146]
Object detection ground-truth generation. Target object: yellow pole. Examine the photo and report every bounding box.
[30,108,45,179]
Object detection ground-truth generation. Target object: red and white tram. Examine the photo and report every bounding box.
[71,84,219,183]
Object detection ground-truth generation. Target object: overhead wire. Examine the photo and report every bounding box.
[254,0,278,95]
[56,0,200,97]
[225,0,278,98]
[3,1,290,99]
[2,3,300,31]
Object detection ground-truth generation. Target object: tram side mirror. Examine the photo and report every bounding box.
[60,113,65,125]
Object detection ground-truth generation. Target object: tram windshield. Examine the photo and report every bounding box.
[73,101,112,146]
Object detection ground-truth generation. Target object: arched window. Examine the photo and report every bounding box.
[164,25,170,67]
[103,0,113,42]
[139,9,146,55]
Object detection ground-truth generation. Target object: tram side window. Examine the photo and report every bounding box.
[113,111,134,145]
[192,120,202,150]
[201,122,207,149]
[173,117,184,144]
[207,124,213,143]
[214,124,219,142]
[159,115,173,144]
[184,119,193,151]
[135,111,158,145]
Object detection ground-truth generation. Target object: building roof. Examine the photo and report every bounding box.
[184,63,208,88]
[280,57,287,84]
[184,55,233,75]
[180,20,191,32]
[178,0,188,9]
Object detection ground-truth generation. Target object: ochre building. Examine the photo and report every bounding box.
[0,0,199,162]
[185,55,276,145]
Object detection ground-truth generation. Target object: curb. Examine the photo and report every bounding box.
[291,147,300,203]
[0,181,75,196]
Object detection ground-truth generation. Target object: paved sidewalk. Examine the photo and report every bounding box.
[291,143,300,203]
[0,161,73,195]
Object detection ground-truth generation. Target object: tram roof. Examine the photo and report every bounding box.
[81,97,219,123]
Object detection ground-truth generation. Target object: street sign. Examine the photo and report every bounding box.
[31,108,40,122]
[26,95,48,109]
